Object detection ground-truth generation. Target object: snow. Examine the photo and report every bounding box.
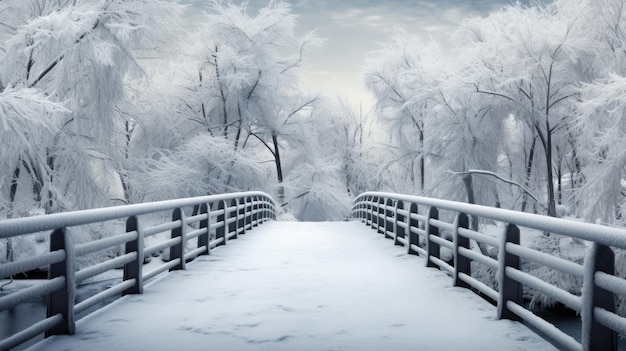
[27,221,556,351]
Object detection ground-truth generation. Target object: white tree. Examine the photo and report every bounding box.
[1,0,183,212]
[161,0,321,204]
[455,3,591,216]
[0,87,67,263]
[576,75,626,224]
[570,0,626,224]
[365,31,443,195]
[278,96,382,220]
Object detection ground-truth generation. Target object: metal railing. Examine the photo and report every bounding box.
[0,191,276,351]
[353,192,626,351]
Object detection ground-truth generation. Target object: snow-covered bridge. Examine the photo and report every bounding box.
[1,192,626,351]
[23,221,554,351]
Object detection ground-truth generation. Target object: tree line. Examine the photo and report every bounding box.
[365,0,626,226]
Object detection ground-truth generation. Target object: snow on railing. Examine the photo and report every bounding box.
[352,192,626,351]
[0,191,276,351]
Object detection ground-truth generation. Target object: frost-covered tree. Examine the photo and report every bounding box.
[365,31,443,195]
[279,96,383,220]
[160,0,321,203]
[570,0,626,224]
[0,0,183,212]
[0,87,67,263]
[321,98,382,197]
[576,76,626,224]
[455,3,590,217]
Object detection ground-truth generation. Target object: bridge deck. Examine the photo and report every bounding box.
[28,221,556,351]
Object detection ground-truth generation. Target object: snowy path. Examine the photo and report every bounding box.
[28,221,556,351]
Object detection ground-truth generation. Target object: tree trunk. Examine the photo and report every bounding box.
[272,131,284,205]
[225,119,243,188]
[24,158,44,206]
[463,173,479,231]
[9,164,20,214]
[120,174,131,204]
[419,128,425,194]
[213,45,229,139]
[120,120,133,204]
[521,137,536,213]
[45,152,55,214]
[5,163,21,262]
[463,173,491,255]
[544,124,557,217]
[556,160,562,205]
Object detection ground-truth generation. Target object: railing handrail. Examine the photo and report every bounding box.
[355,192,626,249]
[0,191,276,351]
[352,192,626,351]
[0,191,273,239]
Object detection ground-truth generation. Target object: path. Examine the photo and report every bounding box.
[27,221,556,351]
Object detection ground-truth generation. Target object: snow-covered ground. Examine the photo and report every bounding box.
[27,221,556,351]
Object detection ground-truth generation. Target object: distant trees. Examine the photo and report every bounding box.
[283,97,380,221]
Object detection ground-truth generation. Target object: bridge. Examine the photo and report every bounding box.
[1,192,626,350]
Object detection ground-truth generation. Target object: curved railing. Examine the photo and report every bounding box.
[353,192,626,351]
[0,191,276,351]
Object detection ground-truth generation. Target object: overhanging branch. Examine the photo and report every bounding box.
[450,169,548,212]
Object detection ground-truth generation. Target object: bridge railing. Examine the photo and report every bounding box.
[0,191,276,351]
[353,192,626,351]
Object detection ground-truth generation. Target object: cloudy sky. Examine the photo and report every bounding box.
[179,0,532,108]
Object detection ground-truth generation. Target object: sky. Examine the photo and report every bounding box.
[178,0,532,109]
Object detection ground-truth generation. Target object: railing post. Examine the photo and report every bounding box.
[238,197,246,234]
[497,223,522,321]
[259,198,266,224]
[582,243,617,351]
[371,196,378,230]
[123,216,143,295]
[229,198,238,240]
[216,200,226,246]
[377,197,385,234]
[453,213,470,289]
[245,197,252,230]
[394,200,405,246]
[46,228,76,337]
[360,197,367,222]
[267,199,278,220]
[366,196,373,225]
[252,196,259,227]
[197,203,210,256]
[425,206,439,268]
[170,208,186,271]
[407,203,419,255]
[385,198,394,240]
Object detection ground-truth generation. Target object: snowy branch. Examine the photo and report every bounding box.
[450,169,547,212]
[28,17,102,88]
